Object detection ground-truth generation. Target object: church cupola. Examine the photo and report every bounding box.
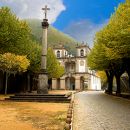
[53,44,68,58]
[76,42,90,57]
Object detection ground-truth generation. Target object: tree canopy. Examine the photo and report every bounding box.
[0,53,30,73]
[0,7,40,71]
[88,0,130,94]
[0,7,65,79]
[47,48,65,79]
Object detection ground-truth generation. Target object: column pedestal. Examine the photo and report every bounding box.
[37,72,48,94]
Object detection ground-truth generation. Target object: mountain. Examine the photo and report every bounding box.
[25,19,77,54]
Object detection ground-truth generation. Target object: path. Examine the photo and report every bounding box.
[73,91,130,130]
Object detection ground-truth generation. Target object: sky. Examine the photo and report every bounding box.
[0,0,125,46]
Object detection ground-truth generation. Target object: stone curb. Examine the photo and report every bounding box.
[64,92,75,130]
[64,90,81,130]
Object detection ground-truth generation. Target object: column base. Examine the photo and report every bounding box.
[37,73,48,94]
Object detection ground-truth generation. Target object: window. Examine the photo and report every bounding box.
[80,49,84,56]
[57,50,60,58]
[80,60,84,66]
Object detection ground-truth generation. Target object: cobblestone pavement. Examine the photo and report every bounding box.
[73,91,130,130]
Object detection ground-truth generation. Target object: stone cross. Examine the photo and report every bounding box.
[42,5,50,19]
[37,5,50,94]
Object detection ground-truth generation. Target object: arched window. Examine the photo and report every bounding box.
[57,50,60,58]
[80,49,84,56]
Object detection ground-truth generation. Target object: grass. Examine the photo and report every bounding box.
[0,99,69,130]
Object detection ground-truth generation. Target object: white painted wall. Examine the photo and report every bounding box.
[54,50,62,58]
[78,60,86,72]
[64,50,68,56]
[90,75,101,90]
[54,49,68,58]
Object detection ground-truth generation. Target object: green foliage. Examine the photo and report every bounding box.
[87,43,109,70]
[0,52,30,95]
[97,71,107,84]
[0,7,67,78]
[0,53,30,73]
[88,0,130,93]
[26,19,77,55]
[47,48,64,79]
[0,7,42,72]
[0,7,31,54]
[88,0,130,70]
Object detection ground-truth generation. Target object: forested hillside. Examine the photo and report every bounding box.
[26,19,77,54]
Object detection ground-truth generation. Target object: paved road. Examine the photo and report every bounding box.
[73,91,130,130]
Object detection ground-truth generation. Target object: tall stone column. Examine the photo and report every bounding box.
[37,18,49,94]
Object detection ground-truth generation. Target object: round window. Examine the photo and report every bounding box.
[80,60,84,66]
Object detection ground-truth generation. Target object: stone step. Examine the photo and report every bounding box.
[10,95,68,98]
[15,93,66,96]
[6,97,69,101]
[5,93,71,103]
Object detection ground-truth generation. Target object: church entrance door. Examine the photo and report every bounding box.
[65,77,75,90]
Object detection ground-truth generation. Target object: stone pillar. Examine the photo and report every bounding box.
[60,79,65,89]
[75,77,80,90]
[41,27,48,70]
[37,19,49,94]
[52,78,57,89]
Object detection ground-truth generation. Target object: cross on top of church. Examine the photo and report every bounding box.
[42,5,50,19]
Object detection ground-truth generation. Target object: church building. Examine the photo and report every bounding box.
[52,43,101,90]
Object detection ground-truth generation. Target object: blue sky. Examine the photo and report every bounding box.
[0,0,125,46]
[53,0,125,30]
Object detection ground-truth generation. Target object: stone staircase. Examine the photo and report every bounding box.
[5,93,71,103]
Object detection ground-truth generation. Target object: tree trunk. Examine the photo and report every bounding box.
[115,75,121,95]
[124,58,130,89]
[105,70,114,94]
[5,73,9,95]
[108,76,113,94]
[27,73,31,92]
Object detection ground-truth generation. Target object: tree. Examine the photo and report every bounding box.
[97,71,107,89]
[102,0,130,94]
[0,7,31,54]
[0,53,30,94]
[88,0,130,94]
[87,43,114,94]
[47,48,64,79]
[0,7,42,72]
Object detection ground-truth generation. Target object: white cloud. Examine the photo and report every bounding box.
[0,0,66,23]
[64,20,108,47]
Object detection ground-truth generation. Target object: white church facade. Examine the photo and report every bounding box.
[52,43,101,90]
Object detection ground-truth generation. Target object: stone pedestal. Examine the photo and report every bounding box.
[37,73,48,94]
